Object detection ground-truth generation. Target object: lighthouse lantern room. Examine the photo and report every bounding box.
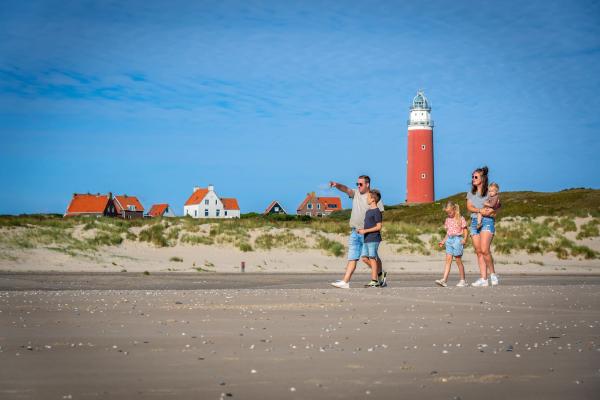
[406,90,435,203]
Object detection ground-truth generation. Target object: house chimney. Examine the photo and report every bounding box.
[108,192,112,199]
[208,184,214,192]
[193,186,200,192]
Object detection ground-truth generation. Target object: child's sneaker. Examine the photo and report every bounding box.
[331,280,350,289]
[435,279,448,287]
[378,271,388,287]
[364,280,381,288]
[471,278,489,287]
[490,274,499,286]
[456,279,468,287]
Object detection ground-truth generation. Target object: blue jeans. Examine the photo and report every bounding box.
[347,229,365,260]
[445,235,464,257]
[470,216,496,235]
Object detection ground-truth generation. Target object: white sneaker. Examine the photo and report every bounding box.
[330,280,350,289]
[456,280,467,287]
[490,274,499,286]
[435,279,447,287]
[471,278,489,287]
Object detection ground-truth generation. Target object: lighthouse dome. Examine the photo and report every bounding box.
[410,90,431,111]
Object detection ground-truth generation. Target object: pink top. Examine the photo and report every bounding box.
[445,216,467,236]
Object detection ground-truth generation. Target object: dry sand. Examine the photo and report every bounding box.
[1,277,599,399]
[1,239,599,275]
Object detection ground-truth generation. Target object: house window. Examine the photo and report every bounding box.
[274,206,279,212]
[194,210,197,217]
[205,210,209,217]
[421,173,427,179]
[128,205,136,211]
[306,212,311,216]
[317,203,321,210]
[307,203,312,209]
[205,199,209,205]
[216,209,220,217]
[421,144,426,150]
[225,211,228,216]
[328,204,337,209]
[215,200,217,205]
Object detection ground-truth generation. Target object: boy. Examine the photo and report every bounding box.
[477,182,500,229]
[357,190,383,288]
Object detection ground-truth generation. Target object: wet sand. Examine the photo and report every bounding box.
[1,275,599,399]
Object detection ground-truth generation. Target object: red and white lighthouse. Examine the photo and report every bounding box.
[406,90,434,203]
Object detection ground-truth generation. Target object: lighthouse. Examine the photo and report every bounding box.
[406,90,435,203]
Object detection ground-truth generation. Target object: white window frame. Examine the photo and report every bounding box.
[204,209,209,217]
[205,199,209,205]
[216,209,220,217]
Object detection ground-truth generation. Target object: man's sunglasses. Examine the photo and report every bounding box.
[356,182,364,187]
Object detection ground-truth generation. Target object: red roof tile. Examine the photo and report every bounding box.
[148,204,169,217]
[318,197,342,211]
[114,195,144,213]
[221,198,240,210]
[184,188,209,206]
[65,194,110,215]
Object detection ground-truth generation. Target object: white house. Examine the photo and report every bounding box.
[183,185,240,219]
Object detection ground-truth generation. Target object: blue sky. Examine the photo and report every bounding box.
[1,0,599,215]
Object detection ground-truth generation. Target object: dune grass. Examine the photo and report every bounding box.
[1,189,599,260]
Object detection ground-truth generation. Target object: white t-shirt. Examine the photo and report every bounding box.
[349,189,385,229]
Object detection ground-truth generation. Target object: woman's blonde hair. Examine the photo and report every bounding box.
[444,201,462,225]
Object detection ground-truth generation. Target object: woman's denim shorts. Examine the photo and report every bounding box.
[470,216,496,235]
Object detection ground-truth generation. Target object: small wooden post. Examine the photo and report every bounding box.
[241,261,245,273]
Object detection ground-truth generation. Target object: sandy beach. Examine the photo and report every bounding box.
[1,274,599,399]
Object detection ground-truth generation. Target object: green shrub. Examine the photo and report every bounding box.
[576,220,600,240]
[180,234,214,245]
[138,224,169,247]
[238,242,253,252]
[315,236,344,257]
[254,232,308,250]
[169,256,183,262]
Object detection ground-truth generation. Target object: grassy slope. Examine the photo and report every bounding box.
[327,188,600,225]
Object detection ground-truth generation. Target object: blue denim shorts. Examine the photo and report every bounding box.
[347,229,365,260]
[363,241,380,259]
[445,235,464,257]
[470,216,496,235]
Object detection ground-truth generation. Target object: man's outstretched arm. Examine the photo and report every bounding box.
[329,181,354,197]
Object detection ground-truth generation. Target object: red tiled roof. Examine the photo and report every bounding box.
[297,193,341,213]
[318,197,342,211]
[114,195,144,213]
[297,193,315,211]
[184,188,209,206]
[148,204,169,217]
[221,198,240,210]
[65,193,109,215]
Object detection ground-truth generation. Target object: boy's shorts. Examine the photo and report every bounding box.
[445,235,464,257]
[470,216,496,235]
[347,229,365,260]
[363,241,380,259]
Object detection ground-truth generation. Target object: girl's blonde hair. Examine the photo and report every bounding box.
[444,201,462,225]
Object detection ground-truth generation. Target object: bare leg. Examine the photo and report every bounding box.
[479,231,496,275]
[471,234,487,279]
[455,256,466,280]
[369,258,378,281]
[442,253,452,282]
[342,260,358,283]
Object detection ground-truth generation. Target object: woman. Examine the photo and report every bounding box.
[466,166,499,287]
